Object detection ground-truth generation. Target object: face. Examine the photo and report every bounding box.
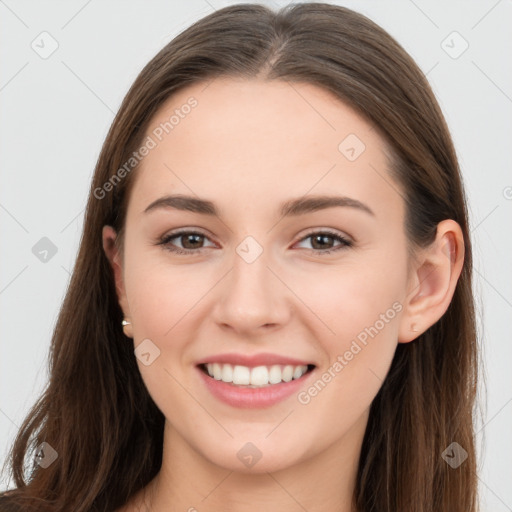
[106,77,413,473]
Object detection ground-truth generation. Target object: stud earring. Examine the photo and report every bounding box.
[411,323,419,333]
[122,319,133,338]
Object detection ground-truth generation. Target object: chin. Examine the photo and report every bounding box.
[197,436,310,475]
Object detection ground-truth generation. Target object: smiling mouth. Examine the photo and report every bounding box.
[198,362,316,388]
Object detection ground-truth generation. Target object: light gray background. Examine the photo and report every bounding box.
[1,0,511,509]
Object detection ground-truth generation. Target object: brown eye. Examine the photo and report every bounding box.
[178,233,205,249]
[158,230,215,255]
[157,229,353,256]
[295,230,353,254]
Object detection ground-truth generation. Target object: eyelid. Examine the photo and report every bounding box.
[298,226,353,243]
[159,227,217,248]
[157,227,353,255]
[159,227,353,243]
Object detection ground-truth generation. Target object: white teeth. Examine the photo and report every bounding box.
[232,365,250,385]
[250,366,268,386]
[282,365,294,382]
[268,365,282,384]
[293,366,304,379]
[212,363,222,380]
[203,363,310,386]
[221,364,233,382]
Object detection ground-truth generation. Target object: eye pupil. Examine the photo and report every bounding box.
[311,234,333,250]
[183,234,203,248]
[161,230,350,256]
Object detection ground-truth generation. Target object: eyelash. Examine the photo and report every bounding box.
[157,228,353,256]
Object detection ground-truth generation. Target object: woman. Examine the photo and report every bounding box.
[0,3,479,511]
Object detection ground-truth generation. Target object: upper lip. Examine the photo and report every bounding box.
[196,352,315,368]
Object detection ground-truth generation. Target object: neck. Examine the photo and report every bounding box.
[143,410,368,512]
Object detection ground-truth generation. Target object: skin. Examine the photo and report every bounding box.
[103,77,464,512]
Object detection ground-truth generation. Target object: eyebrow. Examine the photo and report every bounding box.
[143,194,375,217]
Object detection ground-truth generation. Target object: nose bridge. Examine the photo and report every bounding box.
[213,236,287,330]
[234,242,270,295]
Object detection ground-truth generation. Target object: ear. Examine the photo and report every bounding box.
[398,219,465,343]
[102,225,132,332]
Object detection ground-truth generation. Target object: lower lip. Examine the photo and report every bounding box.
[197,366,315,409]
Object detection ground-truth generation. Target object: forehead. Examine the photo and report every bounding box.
[128,77,403,222]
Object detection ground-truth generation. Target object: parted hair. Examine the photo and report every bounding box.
[0,3,480,511]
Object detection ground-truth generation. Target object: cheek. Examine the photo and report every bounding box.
[293,268,404,447]
[124,252,205,340]
[301,255,406,343]
[299,255,405,399]
[123,260,206,416]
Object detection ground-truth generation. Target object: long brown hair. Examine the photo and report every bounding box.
[0,3,480,511]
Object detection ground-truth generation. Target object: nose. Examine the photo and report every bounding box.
[211,247,291,335]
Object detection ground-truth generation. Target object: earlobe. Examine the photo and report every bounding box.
[398,220,464,343]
